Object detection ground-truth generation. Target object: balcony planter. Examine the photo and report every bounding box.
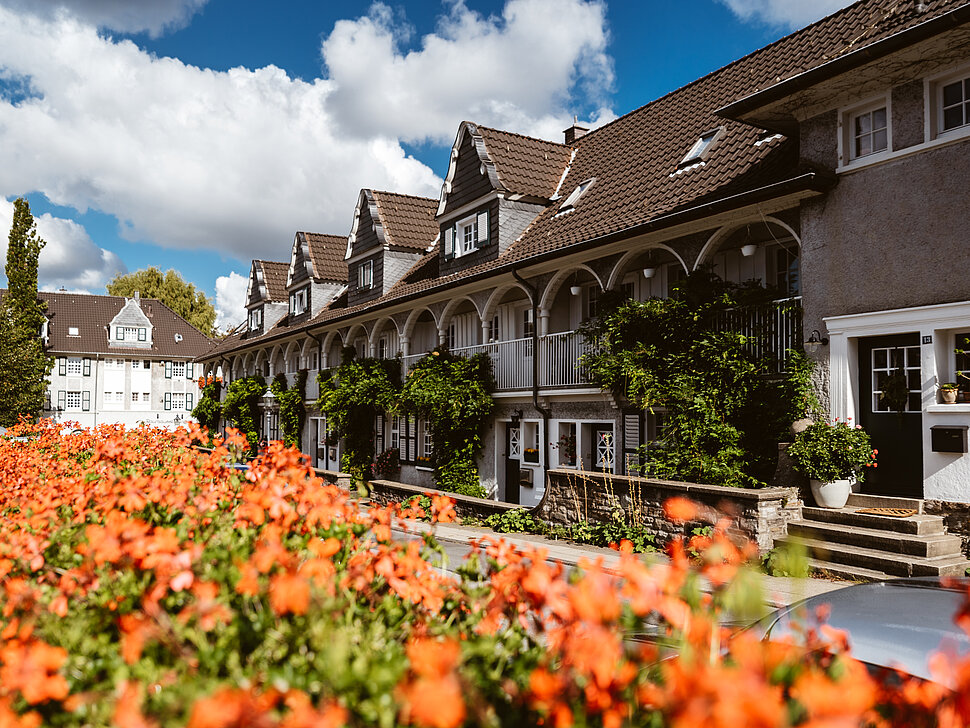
[523,448,539,464]
[809,478,853,509]
[940,383,959,404]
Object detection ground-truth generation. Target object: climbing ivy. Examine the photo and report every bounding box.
[316,350,401,485]
[221,375,266,455]
[191,376,223,440]
[270,370,307,450]
[400,349,495,498]
[582,268,813,487]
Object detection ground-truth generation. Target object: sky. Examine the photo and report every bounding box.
[0,0,856,331]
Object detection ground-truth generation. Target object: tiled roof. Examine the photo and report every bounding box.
[477,126,574,199]
[30,291,214,358]
[256,260,289,302]
[200,0,969,360]
[371,191,439,252]
[301,232,346,282]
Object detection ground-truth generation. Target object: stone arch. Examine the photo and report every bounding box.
[538,264,603,313]
[368,316,402,351]
[481,282,534,325]
[694,215,801,270]
[606,243,689,290]
[402,306,440,342]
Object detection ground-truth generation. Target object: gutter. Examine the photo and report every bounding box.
[717,4,970,122]
[511,267,551,499]
[200,172,831,362]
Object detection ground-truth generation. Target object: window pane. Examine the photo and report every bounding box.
[873,128,887,152]
[876,371,888,390]
[855,112,871,134]
[944,105,963,130]
[874,349,887,369]
[905,347,920,368]
[855,135,871,157]
[943,81,963,107]
[908,392,921,411]
[872,107,887,129]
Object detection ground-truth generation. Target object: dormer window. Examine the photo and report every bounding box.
[114,326,147,342]
[290,287,308,315]
[443,210,490,260]
[67,326,79,337]
[248,307,262,331]
[558,178,595,214]
[680,128,723,167]
[358,260,374,290]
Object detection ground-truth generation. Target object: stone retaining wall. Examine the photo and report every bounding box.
[312,468,352,489]
[535,469,803,554]
[367,479,521,521]
[924,500,970,558]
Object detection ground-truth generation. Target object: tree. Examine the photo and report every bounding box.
[0,198,53,426]
[107,267,217,336]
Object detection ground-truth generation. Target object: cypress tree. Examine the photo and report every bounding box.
[0,198,53,426]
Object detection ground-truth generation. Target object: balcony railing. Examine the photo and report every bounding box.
[451,338,534,391]
[539,331,590,388]
[714,296,803,373]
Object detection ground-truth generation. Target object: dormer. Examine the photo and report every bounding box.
[437,121,574,274]
[107,293,152,348]
[245,260,289,336]
[345,190,438,307]
[286,232,347,320]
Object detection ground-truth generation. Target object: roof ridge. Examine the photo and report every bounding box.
[370,190,439,204]
[300,231,346,240]
[576,0,913,144]
[476,124,572,149]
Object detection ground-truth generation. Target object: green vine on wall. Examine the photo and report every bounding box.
[191,376,223,441]
[316,351,400,485]
[270,370,307,449]
[221,375,266,455]
[400,349,495,498]
[582,268,814,487]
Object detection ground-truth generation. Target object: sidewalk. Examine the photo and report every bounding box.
[393,517,848,609]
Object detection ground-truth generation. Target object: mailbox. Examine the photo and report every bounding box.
[931,425,968,453]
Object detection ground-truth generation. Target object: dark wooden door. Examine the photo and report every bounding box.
[858,334,923,497]
[504,423,520,505]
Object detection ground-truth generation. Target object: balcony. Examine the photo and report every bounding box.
[713,296,803,373]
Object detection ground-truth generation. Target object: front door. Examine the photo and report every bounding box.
[858,334,923,497]
[504,424,521,505]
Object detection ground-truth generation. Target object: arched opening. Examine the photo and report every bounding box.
[270,345,285,378]
[540,266,602,335]
[440,298,482,350]
[370,318,401,359]
[607,244,689,301]
[282,341,301,374]
[696,219,801,298]
[404,308,438,356]
[346,325,369,359]
[482,285,532,343]
[323,331,345,369]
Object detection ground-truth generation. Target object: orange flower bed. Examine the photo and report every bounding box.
[0,420,966,726]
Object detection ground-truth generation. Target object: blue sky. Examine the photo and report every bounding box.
[0,0,853,329]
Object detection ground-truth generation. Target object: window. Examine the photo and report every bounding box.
[422,422,433,458]
[443,210,489,259]
[131,391,139,402]
[522,308,534,338]
[595,428,614,471]
[461,218,478,254]
[487,315,500,343]
[248,307,262,331]
[447,323,456,350]
[378,336,388,359]
[558,178,595,213]
[871,346,921,413]
[586,286,599,320]
[66,357,82,375]
[68,327,79,337]
[144,360,151,369]
[558,422,577,467]
[171,393,185,410]
[138,328,146,342]
[116,327,124,340]
[358,260,374,290]
[849,106,887,159]
[771,245,801,297]
[389,416,400,451]
[66,391,81,409]
[680,129,723,167]
[172,361,186,378]
[955,333,970,387]
[290,287,309,315]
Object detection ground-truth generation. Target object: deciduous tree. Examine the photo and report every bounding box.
[107,267,216,336]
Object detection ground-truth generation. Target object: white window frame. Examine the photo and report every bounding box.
[837,94,892,171]
[459,216,478,255]
[248,307,262,331]
[67,326,79,337]
[66,357,83,375]
[358,260,374,290]
[679,128,724,168]
[558,177,596,214]
[171,392,185,411]
[172,361,186,378]
[927,63,970,141]
[65,391,81,410]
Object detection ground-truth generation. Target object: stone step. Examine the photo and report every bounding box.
[787,520,964,558]
[845,493,924,513]
[802,507,945,536]
[807,557,895,583]
[779,535,970,578]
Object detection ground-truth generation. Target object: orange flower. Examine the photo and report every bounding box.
[0,640,70,704]
[663,496,696,523]
[268,572,310,616]
[398,638,465,728]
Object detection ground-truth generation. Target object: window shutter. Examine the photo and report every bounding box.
[82,358,91,377]
[57,391,66,410]
[186,362,194,378]
[164,392,172,411]
[58,358,66,376]
[375,414,384,453]
[407,416,417,462]
[116,327,123,340]
[476,209,489,248]
[186,393,194,411]
[138,328,146,341]
[623,412,641,476]
[443,227,454,260]
[165,361,172,379]
[82,391,91,412]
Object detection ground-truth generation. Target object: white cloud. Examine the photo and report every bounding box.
[0,197,127,291]
[717,0,855,29]
[214,271,248,333]
[0,0,208,37]
[322,0,614,144]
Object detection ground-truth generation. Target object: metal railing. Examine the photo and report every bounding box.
[539,330,592,387]
[451,338,534,390]
[714,296,803,373]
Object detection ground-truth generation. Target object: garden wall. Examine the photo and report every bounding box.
[535,469,803,554]
[367,479,521,521]
[924,500,970,558]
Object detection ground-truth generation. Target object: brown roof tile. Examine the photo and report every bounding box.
[32,291,214,358]
[371,191,439,252]
[300,232,347,282]
[477,126,574,199]
[256,260,289,302]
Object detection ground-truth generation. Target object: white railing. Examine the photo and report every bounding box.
[401,353,424,378]
[451,338,534,390]
[539,330,592,387]
[714,296,802,373]
[304,373,319,401]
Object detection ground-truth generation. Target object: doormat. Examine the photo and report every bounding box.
[855,507,917,518]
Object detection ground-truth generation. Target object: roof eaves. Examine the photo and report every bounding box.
[717,3,970,125]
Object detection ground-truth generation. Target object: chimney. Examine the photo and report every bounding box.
[563,116,589,145]
[134,291,140,303]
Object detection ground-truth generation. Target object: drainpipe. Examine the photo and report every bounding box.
[512,268,552,490]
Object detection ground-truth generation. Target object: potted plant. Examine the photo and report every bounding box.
[787,420,877,508]
[523,447,540,464]
[940,382,959,404]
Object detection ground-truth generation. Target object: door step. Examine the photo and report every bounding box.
[845,493,924,513]
[802,507,944,535]
[779,534,970,578]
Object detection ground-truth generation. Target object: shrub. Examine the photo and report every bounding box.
[787,419,877,482]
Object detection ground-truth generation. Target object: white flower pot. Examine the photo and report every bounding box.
[809,478,852,509]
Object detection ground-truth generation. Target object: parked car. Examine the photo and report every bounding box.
[750,577,970,685]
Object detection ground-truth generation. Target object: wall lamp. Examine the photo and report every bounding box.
[510,409,523,426]
[804,329,829,355]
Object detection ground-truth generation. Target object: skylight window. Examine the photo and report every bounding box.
[558,177,596,213]
[680,127,724,167]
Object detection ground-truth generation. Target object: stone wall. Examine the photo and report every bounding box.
[535,469,802,554]
[368,479,520,521]
[924,500,970,558]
